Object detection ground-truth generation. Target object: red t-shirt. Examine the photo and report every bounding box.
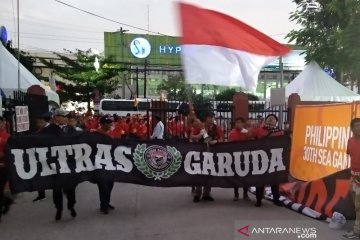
[138,124,148,140]
[228,129,249,142]
[206,124,224,141]
[252,127,284,139]
[347,137,360,175]
[0,130,10,166]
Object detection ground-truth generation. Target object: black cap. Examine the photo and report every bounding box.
[100,115,113,124]
[37,112,53,122]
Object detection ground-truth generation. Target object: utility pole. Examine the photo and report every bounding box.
[279,56,284,88]
[119,27,128,98]
[144,59,147,98]
[136,67,139,98]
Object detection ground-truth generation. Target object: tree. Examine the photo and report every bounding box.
[39,49,122,110]
[215,88,259,101]
[287,0,360,90]
[156,74,190,100]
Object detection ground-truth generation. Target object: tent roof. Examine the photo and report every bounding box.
[0,43,59,104]
[285,61,360,102]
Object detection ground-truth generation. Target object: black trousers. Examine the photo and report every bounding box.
[97,181,114,209]
[53,187,76,211]
[256,185,280,203]
[0,167,7,219]
[234,187,249,197]
[37,190,45,198]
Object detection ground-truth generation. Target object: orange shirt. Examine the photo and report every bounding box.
[347,137,360,175]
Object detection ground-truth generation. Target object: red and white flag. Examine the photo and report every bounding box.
[179,3,290,92]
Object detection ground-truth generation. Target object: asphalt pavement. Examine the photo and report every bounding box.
[0,183,349,240]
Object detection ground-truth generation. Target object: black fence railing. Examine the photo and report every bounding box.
[2,91,49,135]
[145,100,234,141]
[248,101,288,127]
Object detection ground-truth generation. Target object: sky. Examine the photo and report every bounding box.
[1,0,299,53]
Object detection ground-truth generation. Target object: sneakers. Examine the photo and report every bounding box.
[342,231,359,239]
[201,196,214,201]
[243,194,250,201]
[100,208,109,214]
[33,196,46,202]
[69,208,77,218]
[273,200,283,207]
[233,194,239,201]
[255,201,262,207]
[107,204,115,210]
[55,209,62,221]
[193,196,200,203]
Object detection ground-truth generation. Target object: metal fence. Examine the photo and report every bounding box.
[142,99,289,141]
[248,101,288,128]
[146,100,234,141]
[2,91,49,135]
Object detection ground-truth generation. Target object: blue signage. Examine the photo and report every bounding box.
[0,26,7,44]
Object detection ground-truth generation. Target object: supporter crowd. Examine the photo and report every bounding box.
[0,107,290,222]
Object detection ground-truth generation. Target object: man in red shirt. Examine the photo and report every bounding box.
[193,112,224,203]
[251,114,284,207]
[0,116,10,222]
[343,118,360,239]
[228,117,250,201]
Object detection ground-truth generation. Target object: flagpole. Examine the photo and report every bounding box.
[17,0,20,92]
[279,56,284,88]
[279,56,284,129]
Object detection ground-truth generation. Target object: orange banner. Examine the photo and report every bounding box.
[290,103,356,181]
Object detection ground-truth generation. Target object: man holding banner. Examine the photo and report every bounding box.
[42,109,77,221]
[94,115,116,214]
[252,114,283,207]
[193,112,224,203]
[343,118,360,240]
[0,116,10,222]
[228,117,251,201]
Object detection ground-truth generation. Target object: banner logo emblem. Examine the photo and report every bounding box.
[134,144,182,180]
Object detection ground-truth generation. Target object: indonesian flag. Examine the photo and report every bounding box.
[179,3,290,92]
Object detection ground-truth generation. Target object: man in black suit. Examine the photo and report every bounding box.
[40,108,77,221]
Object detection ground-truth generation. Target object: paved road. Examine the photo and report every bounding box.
[0,183,349,240]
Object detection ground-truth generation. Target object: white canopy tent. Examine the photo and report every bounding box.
[285,61,360,102]
[0,43,59,105]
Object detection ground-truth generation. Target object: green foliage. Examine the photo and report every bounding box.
[39,49,122,105]
[287,0,360,84]
[156,74,189,100]
[215,88,259,101]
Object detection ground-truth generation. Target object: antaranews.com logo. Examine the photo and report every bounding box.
[235,221,318,240]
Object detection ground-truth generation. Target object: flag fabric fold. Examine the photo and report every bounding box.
[178,3,290,92]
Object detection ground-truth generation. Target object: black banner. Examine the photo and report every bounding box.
[6,132,290,193]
